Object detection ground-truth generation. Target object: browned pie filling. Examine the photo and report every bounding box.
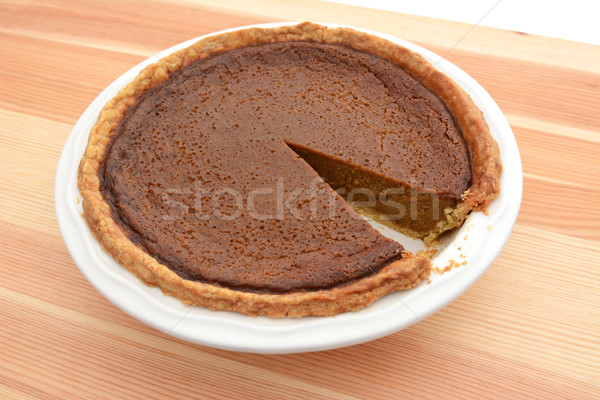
[100,41,471,293]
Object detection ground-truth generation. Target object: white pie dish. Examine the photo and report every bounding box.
[55,22,522,354]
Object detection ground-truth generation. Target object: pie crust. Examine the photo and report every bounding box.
[78,22,501,317]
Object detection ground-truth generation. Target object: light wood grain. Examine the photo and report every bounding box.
[1,0,599,399]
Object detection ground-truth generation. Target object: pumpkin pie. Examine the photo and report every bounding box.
[78,22,501,317]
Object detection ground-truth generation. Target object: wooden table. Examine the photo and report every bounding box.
[1,1,598,398]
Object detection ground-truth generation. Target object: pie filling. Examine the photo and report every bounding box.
[98,40,472,294]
